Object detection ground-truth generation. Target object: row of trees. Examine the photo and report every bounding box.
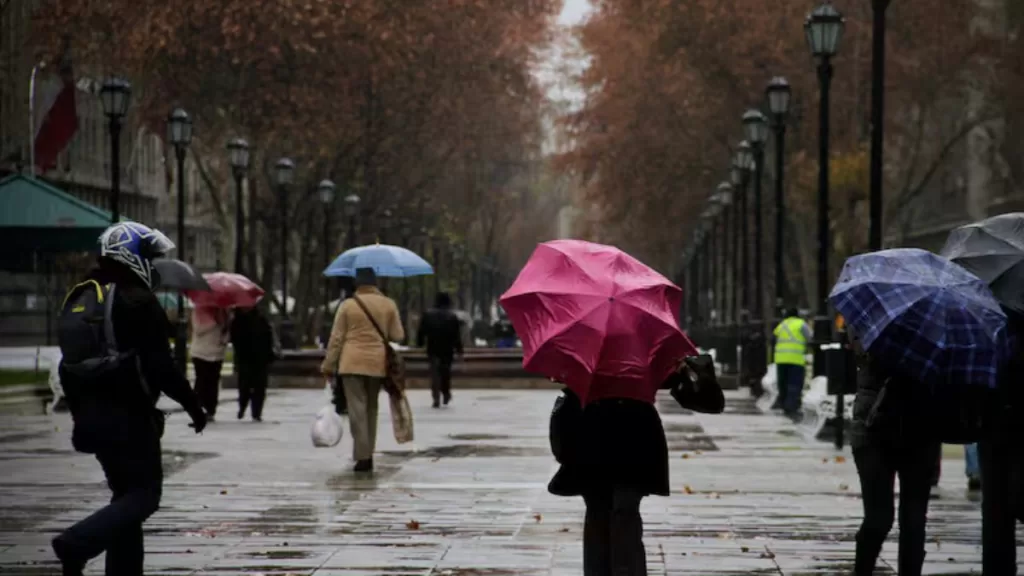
[33,0,565,340]
[560,0,1022,307]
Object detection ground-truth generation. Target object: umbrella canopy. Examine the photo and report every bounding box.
[829,248,1011,389]
[152,258,211,292]
[500,239,697,405]
[941,212,1024,315]
[186,272,264,309]
[323,244,433,278]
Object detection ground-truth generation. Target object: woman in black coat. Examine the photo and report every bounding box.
[548,356,722,576]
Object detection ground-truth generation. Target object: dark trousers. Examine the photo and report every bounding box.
[582,489,647,576]
[429,356,453,404]
[332,374,348,415]
[53,437,162,575]
[979,407,1020,575]
[853,438,940,576]
[777,363,805,414]
[237,365,268,419]
[192,358,222,417]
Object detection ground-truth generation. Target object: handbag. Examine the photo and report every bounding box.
[549,388,582,464]
[389,392,415,444]
[669,354,725,414]
[352,295,406,397]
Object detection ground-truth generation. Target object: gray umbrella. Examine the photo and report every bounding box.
[941,213,1024,315]
[152,258,211,292]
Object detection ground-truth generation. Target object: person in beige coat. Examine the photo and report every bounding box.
[320,268,404,472]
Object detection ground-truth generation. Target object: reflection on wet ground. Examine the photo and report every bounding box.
[0,389,1014,575]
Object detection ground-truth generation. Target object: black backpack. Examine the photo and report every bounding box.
[57,280,147,395]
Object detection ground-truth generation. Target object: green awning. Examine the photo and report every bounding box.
[0,174,118,257]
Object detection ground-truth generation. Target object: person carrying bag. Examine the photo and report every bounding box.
[320,268,410,473]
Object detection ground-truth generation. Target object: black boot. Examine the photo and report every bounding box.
[354,459,373,472]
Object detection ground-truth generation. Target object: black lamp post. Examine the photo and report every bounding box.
[744,109,770,384]
[399,218,412,337]
[766,77,792,314]
[274,158,295,346]
[419,227,431,315]
[703,205,719,326]
[733,142,754,386]
[228,138,250,274]
[712,183,734,326]
[729,166,744,335]
[869,0,890,251]
[806,0,845,376]
[343,193,360,300]
[100,77,131,222]
[167,108,192,372]
[379,208,394,245]
[318,179,336,345]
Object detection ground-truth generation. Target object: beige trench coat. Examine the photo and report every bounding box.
[320,286,405,377]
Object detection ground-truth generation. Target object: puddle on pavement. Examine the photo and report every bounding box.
[447,433,511,441]
[382,444,547,458]
[0,431,48,444]
[241,550,313,560]
[664,423,704,434]
[162,450,217,477]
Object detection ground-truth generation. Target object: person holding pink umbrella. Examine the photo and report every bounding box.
[501,240,717,576]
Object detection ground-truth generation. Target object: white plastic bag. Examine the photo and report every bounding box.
[311,405,343,448]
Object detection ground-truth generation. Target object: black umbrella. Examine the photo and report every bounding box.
[153,258,211,292]
[941,213,1024,315]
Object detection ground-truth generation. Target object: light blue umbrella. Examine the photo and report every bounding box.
[323,244,434,278]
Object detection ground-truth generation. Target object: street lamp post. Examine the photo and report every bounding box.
[766,77,792,314]
[713,183,734,326]
[167,108,192,372]
[729,166,743,336]
[318,179,336,346]
[100,78,131,222]
[869,0,890,251]
[733,142,754,386]
[399,217,412,339]
[806,1,845,376]
[275,158,295,346]
[343,193,361,300]
[743,109,770,385]
[228,138,250,274]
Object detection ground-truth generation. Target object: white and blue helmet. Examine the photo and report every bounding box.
[98,223,175,288]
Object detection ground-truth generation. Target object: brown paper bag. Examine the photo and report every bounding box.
[389,392,414,444]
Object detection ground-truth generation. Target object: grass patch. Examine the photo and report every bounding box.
[0,369,48,387]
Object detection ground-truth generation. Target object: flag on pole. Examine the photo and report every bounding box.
[34,39,78,171]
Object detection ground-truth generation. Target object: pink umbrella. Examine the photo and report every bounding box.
[186,272,264,309]
[500,240,696,405]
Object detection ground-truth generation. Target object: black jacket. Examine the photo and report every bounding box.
[548,390,669,498]
[417,308,463,361]
[230,307,275,369]
[60,263,203,451]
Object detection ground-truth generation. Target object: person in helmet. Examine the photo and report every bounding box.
[52,222,207,576]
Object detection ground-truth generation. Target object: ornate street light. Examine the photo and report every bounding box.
[318,179,336,345]
[167,108,192,371]
[806,1,845,379]
[227,138,250,274]
[275,158,295,325]
[766,77,791,313]
[100,77,131,222]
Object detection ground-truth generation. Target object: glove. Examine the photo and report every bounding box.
[189,410,208,434]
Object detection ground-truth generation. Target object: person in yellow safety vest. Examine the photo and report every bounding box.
[772,307,813,419]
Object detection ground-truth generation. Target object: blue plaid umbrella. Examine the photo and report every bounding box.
[829,248,1011,389]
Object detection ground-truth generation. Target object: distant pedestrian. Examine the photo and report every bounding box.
[230,305,276,422]
[190,306,231,422]
[320,268,404,473]
[771,307,811,419]
[849,330,939,576]
[53,223,206,576]
[417,292,464,408]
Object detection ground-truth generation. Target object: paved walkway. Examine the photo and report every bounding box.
[0,389,1017,575]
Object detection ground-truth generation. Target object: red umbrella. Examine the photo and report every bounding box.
[186,272,264,309]
[500,240,696,405]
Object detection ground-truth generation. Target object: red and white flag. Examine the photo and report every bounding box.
[33,39,78,171]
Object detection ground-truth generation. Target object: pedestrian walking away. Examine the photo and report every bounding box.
[771,307,811,418]
[190,306,231,421]
[52,223,207,576]
[230,305,276,422]
[321,268,405,473]
[849,345,939,576]
[417,291,464,408]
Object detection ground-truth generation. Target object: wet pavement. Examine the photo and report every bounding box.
[0,389,1019,575]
